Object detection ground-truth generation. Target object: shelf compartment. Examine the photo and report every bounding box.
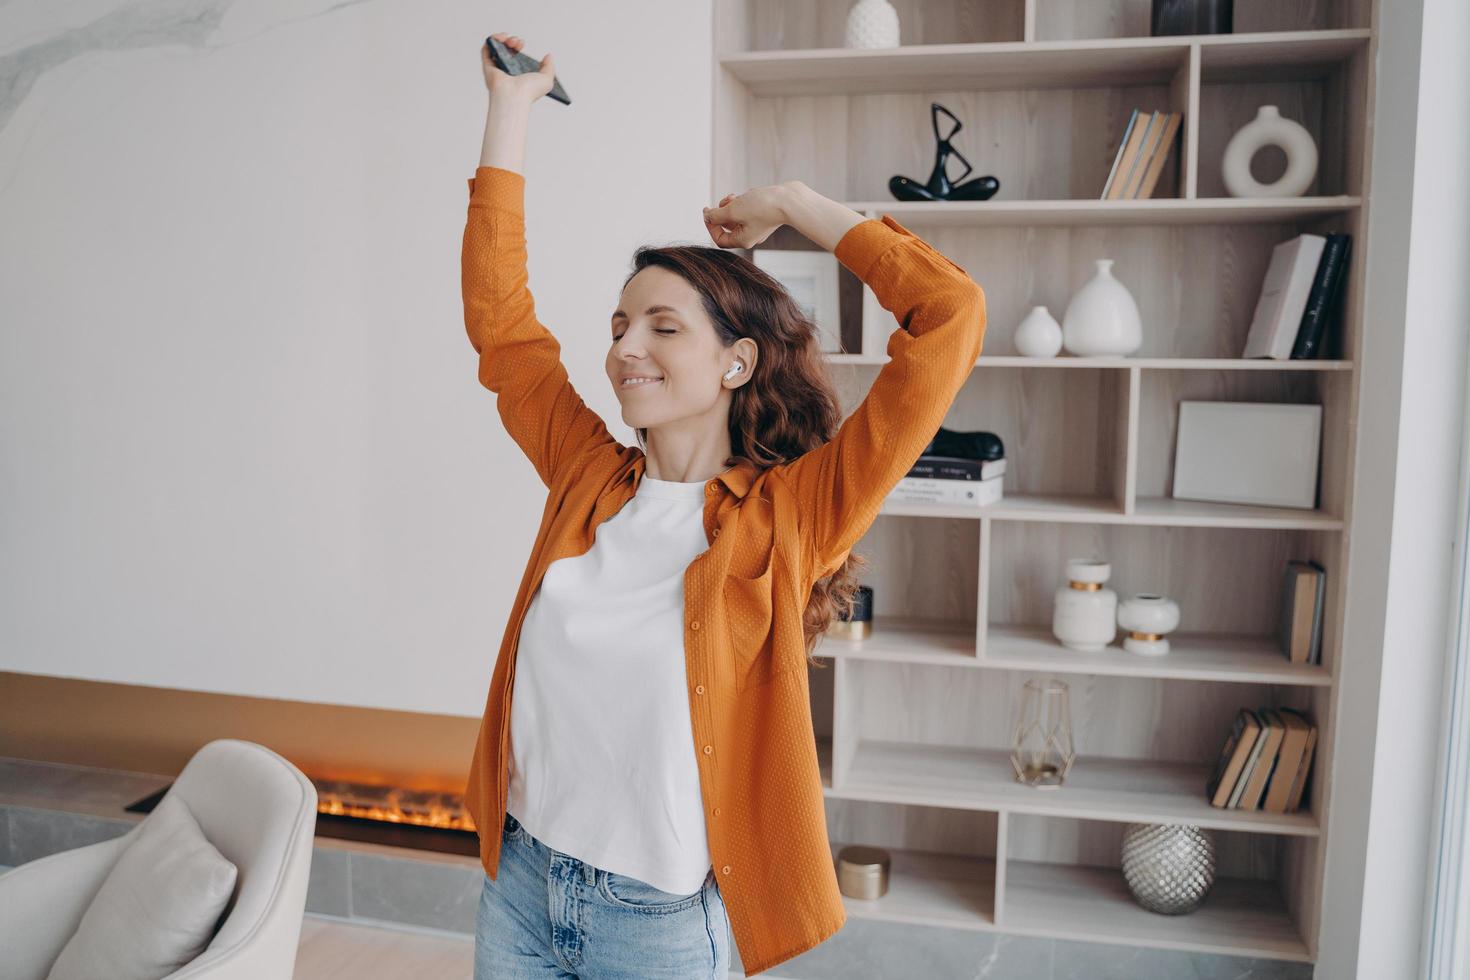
[841,196,1360,227]
[1002,858,1309,961]
[828,838,998,929]
[982,624,1330,686]
[827,353,1353,370]
[818,737,1319,836]
[877,492,1340,528]
[720,31,1368,97]
[819,618,1329,685]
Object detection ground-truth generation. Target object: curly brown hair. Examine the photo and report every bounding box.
[622,243,868,668]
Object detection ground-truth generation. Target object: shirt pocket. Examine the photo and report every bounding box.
[723,544,783,693]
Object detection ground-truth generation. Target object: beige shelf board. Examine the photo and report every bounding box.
[816,618,1330,686]
[826,353,1354,370]
[1003,860,1310,961]
[828,839,996,930]
[877,492,1342,529]
[842,196,1361,227]
[721,30,1370,96]
[815,737,1320,837]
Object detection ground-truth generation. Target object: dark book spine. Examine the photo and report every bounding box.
[908,457,994,480]
[1292,234,1352,359]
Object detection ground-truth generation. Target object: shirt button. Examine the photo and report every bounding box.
[695,684,705,694]
[722,865,732,875]
[713,807,721,816]
[713,528,721,537]
[703,745,713,754]
[706,483,718,495]
[690,620,700,631]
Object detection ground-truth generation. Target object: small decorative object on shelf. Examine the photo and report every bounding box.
[844,0,900,49]
[835,844,891,899]
[828,585,873,640]
[1052,559,1118,651]
[1120,822,1217,914]
[1013,305,1064,357]
[1151,0,1233,36]
[1222,105,1319,198]
[1117,594,1182,657]
[1011,677,1076,789]
[1062,259,1143,356]
[890,103,1000,202]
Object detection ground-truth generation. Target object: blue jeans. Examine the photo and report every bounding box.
[475,810,731,979]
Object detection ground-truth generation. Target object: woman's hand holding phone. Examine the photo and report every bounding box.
[481,33,556,104]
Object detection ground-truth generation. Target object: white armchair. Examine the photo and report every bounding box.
[0,738,318,980]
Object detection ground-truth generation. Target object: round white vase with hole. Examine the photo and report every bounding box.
[1117,594,1182,657]
[1062,259,1142,357]
[1052,559,1118,652]
[1014,305,1064,357]
[844,0,900,48]
[1222,105,1319,198]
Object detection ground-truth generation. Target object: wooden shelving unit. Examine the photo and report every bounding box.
[714,0,1377,967]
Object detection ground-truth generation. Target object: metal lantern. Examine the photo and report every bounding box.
[1120,822,1217,914]
[1010,677,1076,788]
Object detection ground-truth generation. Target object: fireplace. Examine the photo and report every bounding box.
[127,776,480,857]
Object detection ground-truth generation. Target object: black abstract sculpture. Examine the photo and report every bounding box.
[889,103,1000,202]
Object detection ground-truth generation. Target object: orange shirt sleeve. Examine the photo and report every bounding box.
[777,214,987,579]
[462,166,620,488]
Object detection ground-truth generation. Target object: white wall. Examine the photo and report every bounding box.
[1316,0,1470,976]
[0,0,713,716]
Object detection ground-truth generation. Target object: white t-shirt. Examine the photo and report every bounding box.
[506,471,713,894]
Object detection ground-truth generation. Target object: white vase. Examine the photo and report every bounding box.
[845,0,900,49]
[1014,305,1063,357]
[1062,259,1142,356]
[1116,594,1181,657]
[1222,105,1319,198]
[1052,559,1117,652]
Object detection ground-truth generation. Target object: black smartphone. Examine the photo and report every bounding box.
[485,36,571,106]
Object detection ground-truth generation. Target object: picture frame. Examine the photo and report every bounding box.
[1172,401,1323,509]
[750,248,843,352]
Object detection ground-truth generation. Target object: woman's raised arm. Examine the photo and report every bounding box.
[705,181,987,584]
[462,36,618,489]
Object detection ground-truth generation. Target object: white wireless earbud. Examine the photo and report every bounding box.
[723,363,744,380]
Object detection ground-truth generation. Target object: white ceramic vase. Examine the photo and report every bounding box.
[1052,559,1117,652]
[845,0,900,48]
[1014,306,1063,357]
[1222,105,1319,198]
[1062,259,1142,356]
[1116,594,1182,657]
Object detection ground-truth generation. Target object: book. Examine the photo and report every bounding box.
[1292,234,1352,359]
[1104,110,1156,200]
[1238,709,1287,810]
[1101,109,1142,200]
[1133,112,1183,199]
[907,455,1007,481]
[1243,234,1328,359]
[1263,708,1315,813]
[1228,710,1270,808]
[889,474,1003,507]
[1120,111,1164,199]
[1280,560,1325,664]
[1207,708,1262,808]
[1286,720,1319,813]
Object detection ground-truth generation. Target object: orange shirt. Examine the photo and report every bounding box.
[461,165,986,975]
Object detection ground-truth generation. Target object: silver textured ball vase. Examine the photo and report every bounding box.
[1119,822,1217,914]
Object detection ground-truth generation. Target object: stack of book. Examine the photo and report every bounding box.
[1101,109,1183,200]
[1206,707,1318,813]
[1281,559,1326,665]
[888,453,1006,507]
[1242,232,1353,360]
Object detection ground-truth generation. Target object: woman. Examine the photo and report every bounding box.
[467,34,986,980]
